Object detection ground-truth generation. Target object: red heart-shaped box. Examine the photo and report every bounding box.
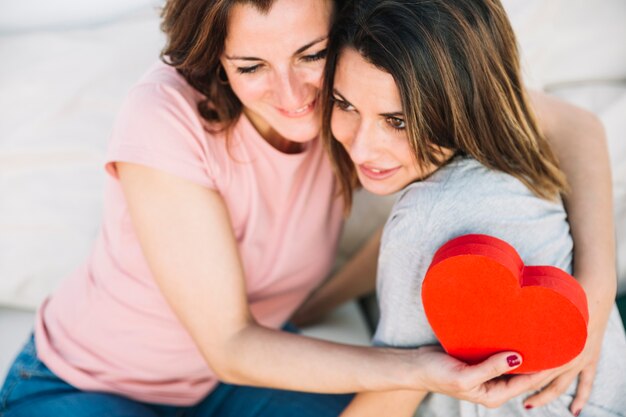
[422,234,588,373]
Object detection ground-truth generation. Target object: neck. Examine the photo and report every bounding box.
[244,109,305,154]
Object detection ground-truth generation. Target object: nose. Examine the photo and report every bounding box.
[346,121,379,165]
[271,67,308,110]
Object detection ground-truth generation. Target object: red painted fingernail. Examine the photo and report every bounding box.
[507,355,521,367]
[573,410,581,417]
[525,404,533,410]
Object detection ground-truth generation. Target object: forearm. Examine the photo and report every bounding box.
[117,164,416,394]
[216,323,418,393]
[215,327,533,404]
[563,134,616,330]
[216,333,541,408]
[340,390,427,417]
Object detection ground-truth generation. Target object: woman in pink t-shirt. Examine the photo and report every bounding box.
[0,0,616,415]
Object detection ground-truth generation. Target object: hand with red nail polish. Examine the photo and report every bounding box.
[410,347,552,409]
[522,318,603,414]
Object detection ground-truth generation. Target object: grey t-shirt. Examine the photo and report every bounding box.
[373,156,626,417]
[374,156,572,348]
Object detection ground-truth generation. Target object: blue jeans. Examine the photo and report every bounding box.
[0,334,353,417]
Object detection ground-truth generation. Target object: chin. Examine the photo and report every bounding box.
[275,109,322,140]
[277,123,320,143]
[358,177,400,196]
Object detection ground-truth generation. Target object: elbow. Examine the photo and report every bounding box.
[204,349,250,385]
[210,360,247,385]
[200,323,258,385]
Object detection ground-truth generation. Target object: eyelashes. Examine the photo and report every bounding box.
[332,96,354,112]
[236,65,261,74]
[301,48,327,63]
[385,116,406,130]
[234,49,328,75]
[333,96,406,131]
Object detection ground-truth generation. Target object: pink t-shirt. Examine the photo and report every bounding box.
[35,61,343,405]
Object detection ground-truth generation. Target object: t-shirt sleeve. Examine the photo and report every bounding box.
[104,83,217,189]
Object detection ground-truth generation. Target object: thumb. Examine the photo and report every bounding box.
[464,352,522,385]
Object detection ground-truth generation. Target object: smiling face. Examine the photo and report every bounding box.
[221,0,332,152]
[330,48,446,195]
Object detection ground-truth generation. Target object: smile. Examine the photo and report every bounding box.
[358,165,400,180]
[276,100,316,118]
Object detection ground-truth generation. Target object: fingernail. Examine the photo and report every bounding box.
[525,404,533,410]
[507,354,521,367]
[573,410,581,417]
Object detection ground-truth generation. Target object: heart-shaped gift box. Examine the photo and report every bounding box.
[422,234,588,373]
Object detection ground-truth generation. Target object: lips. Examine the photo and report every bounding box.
[276,99,316,118]
[358,164,400,180]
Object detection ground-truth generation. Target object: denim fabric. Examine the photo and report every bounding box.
[0,334,353,417]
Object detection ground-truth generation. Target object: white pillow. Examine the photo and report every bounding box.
[0,0,160,33]
[502,0,626,89]
[0,8,165,309]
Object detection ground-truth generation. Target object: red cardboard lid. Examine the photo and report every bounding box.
[422,234,588,373]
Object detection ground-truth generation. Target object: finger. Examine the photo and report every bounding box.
[420,345,445,354]
[527,368,565,393]
[479,370,550,406]
[461,351,523,388]
[523,371,577,409]
[524,357,579,394]
[569,364,598,416]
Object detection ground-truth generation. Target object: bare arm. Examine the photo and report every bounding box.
[524,91,616,412]
[116,162,411,392]
[115,162,542,400]
[530,90,616,313]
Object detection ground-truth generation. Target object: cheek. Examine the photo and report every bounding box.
[396,141,427,178]
[304,65,325,89]
[228,76,269,106]
[396,141,417,169]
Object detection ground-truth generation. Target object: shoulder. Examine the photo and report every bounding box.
[135,60,197,97]
[106,62,229,188]
[121,62,202,125]
[389,156,570,267]
[394,156,552,221]
[383,156,564,251]
[384,158,485,237]
[111,61,231,151]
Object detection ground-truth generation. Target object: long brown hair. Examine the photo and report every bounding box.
[160,0,274,131]
[322,0,568,211]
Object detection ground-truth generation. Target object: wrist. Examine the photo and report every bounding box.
[389,346,431,392]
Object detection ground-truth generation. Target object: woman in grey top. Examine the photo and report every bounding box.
[318,0,626,415]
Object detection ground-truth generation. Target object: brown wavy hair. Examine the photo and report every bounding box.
[322,0,568,211]
[160,0,275,131]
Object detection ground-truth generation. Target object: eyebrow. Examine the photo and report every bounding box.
[333,89,404,117]
[225,36,327,61]
[380,112,405,118]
